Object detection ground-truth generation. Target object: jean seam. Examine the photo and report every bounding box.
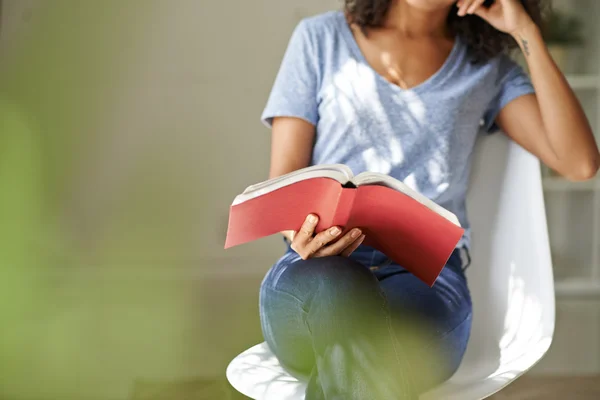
[262,284,313,338]
[425,310,473,351]
[461,247,472,272]
[262,284,307,311]
[378,288,417,393]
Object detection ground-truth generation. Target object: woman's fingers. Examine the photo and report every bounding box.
[340,234,366,257]
[303,226,343,258]
[457,0,485,16]
[292,214,319,246]
[292,215,343,259]
[314,228,363,257]
[290,214,366,260]
[467,0,488,15]
[456,0,470,16]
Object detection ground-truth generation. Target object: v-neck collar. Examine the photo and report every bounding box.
[335,11,462,93]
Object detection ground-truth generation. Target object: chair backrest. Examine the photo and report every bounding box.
[424,133,555,399]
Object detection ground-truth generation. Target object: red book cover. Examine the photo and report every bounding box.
[224,176,464,287]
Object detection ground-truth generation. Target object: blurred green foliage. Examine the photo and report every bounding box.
[0,3,200,399]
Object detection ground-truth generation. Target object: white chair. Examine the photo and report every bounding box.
[227,134,556,400]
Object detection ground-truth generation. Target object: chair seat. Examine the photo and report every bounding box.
[226,342,305,400]
[226,338,553,400]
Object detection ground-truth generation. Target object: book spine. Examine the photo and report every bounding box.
[331,188,357,227]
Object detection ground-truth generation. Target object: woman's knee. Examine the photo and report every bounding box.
[299,256,373,279]
[262,255,377,299]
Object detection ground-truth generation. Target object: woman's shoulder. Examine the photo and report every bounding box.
[295,10,344,39]
[476,52,529,85]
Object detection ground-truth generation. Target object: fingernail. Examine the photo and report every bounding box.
[329,227,341,236]
[351,229,361,238]
[308,214,317,223]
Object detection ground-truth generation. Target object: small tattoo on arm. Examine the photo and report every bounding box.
[520,35,530,56]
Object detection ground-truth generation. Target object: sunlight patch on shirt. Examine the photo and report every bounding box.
[389,137,404,165]
[404,90,426,124]
[436,182,450,192]
[362,148,391,175]
[403,173,420,193]
[391,90,427,134]
[427,158,443,186]
[329,59,395,139]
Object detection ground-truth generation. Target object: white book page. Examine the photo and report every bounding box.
[232,164,353,206]
[352,172,461,227]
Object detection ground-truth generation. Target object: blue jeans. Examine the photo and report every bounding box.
[259,245,472,400]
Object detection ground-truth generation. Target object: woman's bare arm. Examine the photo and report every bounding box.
[269,117,315,178]
[497,24,600,181]
[467,0,600,180]
[269,117,316,241]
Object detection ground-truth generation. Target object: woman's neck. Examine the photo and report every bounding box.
[383,0,453,38]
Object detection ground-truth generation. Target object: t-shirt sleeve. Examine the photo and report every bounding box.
[483,56,535,134]
[261,20,320,128]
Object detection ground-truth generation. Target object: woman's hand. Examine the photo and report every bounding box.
[288,214,366,260]
[457,0,535,36]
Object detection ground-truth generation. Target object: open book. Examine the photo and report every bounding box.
[225,164,465,286]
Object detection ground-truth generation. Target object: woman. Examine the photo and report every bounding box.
[259,0,600,398]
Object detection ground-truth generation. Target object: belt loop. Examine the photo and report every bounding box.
[459,247,471,271]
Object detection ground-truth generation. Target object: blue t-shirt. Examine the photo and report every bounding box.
[261,11,535,248]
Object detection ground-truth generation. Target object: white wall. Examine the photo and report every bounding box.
[64,0,339,265]
[2,0,339,267]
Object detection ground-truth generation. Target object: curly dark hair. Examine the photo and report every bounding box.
[344,0,545,62]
